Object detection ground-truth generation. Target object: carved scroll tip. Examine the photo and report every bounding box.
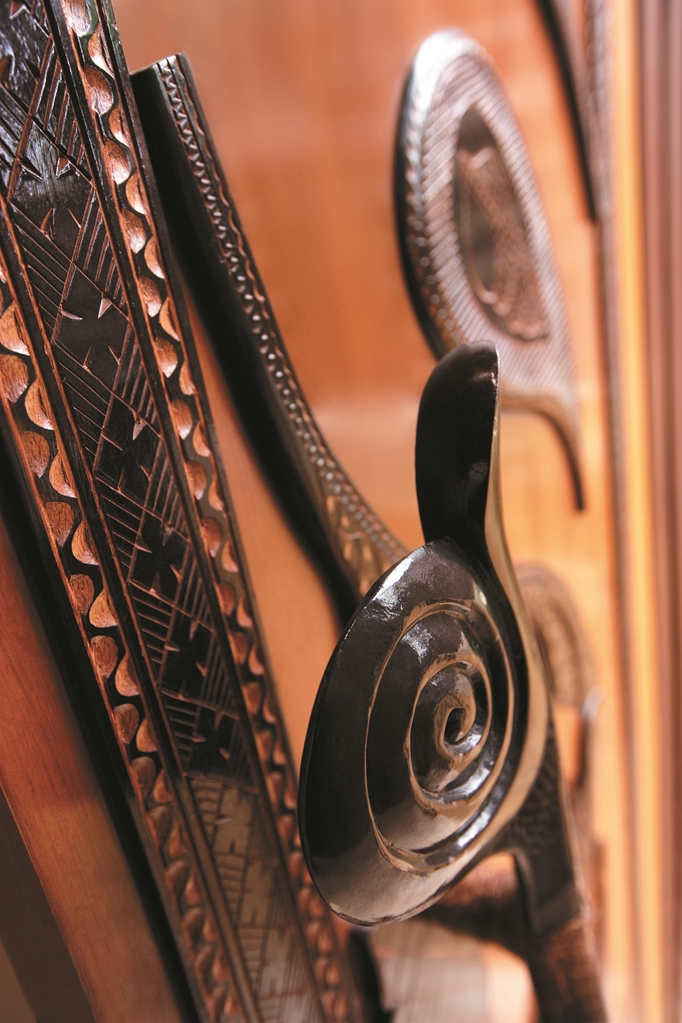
[416,341,499,544]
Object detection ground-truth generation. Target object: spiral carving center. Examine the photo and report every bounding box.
[410,660,490,797]
[439,677,476,749]
[363,594,515,870]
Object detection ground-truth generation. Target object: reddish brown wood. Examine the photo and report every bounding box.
[640,1,682,1018]
[0,512,186,1023]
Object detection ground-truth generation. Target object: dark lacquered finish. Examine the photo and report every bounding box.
[300,343,606,1020]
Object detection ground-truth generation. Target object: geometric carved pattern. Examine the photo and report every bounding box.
[0,2,357,1021]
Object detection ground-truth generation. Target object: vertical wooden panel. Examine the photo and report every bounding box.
[0,510,188,1023]
[640,0,682,1018]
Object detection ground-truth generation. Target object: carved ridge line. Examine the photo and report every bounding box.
[61,3,355,1020]
[158,56,406,597]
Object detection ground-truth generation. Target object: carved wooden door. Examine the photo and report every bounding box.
[0,1,656,1022]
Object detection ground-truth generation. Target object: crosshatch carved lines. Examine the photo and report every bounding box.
[0,242,243,1021]
[0,1,359,1021]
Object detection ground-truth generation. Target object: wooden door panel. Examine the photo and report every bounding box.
[112,1,631,1015]
[0,0,647,1019]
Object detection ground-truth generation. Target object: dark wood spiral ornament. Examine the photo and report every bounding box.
[300,342,607,1021]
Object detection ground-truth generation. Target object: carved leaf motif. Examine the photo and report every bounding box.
[131,756,156,799]
[167,820,189,859]
[200,516,221,557]
[170,398,193,438]
[229,632,248,666]
[148,805,172,845]
[49,452,76,498]
[154,337,178,377]
[44,501,75,546]
[69,573,95,614]
[22,431,50,477]
[256,729,273,762]
[221,537,238,572]
[179,362,195,395]
[122,208,146,253]
[72,521,98,565]
[140,276,161,316]
[87,25,112,74]
[136,717,158,753]
[243,681,262,714]
[236,592,252,628]
[24,380,53,430]
[144,238,165,279]
[107,106,129,147]
[183,873,202,907]
[90,634,119,681]
[166,859,189,896]
[104,138,130,184]
[0,304,28,356]
[208,477,224,511]
[182,907,205,944]
[61,0,91,34]
[248,645,265,676]
[153,770,175,805]
[192,422,210,457]
[125,171,150,216]
[115,655,139,697]
[89,588,117,628]
[113,703,139,745]
[159,297,179,340]
[217,581,236,615]
[185,460,207,499]
[0,354,28,401]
